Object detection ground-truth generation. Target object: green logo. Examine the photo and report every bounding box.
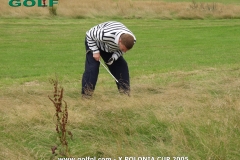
[9,0,58,7]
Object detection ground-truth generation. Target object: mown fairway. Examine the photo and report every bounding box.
[0,18,240,159]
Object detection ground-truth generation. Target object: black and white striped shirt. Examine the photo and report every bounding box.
[86,21,136,59]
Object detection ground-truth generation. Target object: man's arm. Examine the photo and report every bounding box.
[86,26,105,61]
[86,28,104,54]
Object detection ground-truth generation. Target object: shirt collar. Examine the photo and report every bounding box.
[115,31,127,44]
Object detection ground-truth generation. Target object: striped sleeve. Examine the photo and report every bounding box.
[86,27,105,54]
[113,50,124,59]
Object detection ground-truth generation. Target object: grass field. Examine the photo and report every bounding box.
[1,0,240,159]
[1,17,240,159]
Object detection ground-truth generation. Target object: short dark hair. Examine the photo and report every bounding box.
[120,33,135,50]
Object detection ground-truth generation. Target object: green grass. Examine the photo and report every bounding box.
[0,18,240,159]
[125,19,240,76]
[1,19,240,82]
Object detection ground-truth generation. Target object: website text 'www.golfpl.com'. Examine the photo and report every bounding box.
[58,156,189,160]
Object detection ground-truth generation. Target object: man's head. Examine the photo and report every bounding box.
[119,33,135,53]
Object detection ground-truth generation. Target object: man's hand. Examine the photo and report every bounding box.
[106,54,118,65]
[106,57,115,65]
[93,52,100,61]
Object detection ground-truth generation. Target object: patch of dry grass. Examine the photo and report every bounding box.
[1,67,240,158]
[1,0,240,19]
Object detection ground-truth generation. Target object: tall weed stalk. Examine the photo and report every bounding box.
[49,78,73,159]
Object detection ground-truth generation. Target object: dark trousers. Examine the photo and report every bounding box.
[81,39,130,95]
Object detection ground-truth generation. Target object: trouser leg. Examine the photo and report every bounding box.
[110,57,130,94]
[81,43,100,96]
[100,51,130,94]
